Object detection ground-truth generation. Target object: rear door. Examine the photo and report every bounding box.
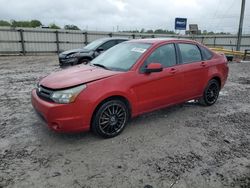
[176,42,209,99]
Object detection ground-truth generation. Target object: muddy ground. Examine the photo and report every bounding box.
[0,56,249,188]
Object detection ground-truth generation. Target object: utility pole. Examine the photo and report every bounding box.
[236,0,245,51]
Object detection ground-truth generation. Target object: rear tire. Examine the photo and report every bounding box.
[199,79,220,106]
[92,100,129,138]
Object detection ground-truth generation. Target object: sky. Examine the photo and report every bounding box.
[0,0,249,34]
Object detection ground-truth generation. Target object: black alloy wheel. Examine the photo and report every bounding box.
[92,100,129,138]
[199,79,220,106]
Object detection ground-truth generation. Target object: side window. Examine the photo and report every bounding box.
[144,44,177,68]
[178,43,202,63]
[100,40,117,51]
[199,45,213,60]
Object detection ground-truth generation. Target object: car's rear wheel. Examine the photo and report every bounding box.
[199,79,220,106]
[92,100,129,138]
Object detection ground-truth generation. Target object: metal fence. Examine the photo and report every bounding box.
[0,26,250,55]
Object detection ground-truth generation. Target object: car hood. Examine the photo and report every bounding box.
[61,48,91,55]
[40,65,121,89]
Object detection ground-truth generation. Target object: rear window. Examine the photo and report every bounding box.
[178,43,202,63]
[199,45,213,60]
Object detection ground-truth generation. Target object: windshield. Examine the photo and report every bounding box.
[90,42,151,71]
[84,39,106,50]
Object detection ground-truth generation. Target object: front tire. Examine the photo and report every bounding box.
[79,58,90,65]
[92,100,129,138]
[199,79,220,106]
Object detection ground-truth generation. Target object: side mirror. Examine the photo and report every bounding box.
[96,47,104,52]
[145,63,163,73]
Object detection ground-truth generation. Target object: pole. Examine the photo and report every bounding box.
[236,0,245,51]
[19,29,26,55]
[55,31,59,54]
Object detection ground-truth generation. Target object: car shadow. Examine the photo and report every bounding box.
[32,100,201,143]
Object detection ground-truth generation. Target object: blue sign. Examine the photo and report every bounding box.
[175,18,187,30]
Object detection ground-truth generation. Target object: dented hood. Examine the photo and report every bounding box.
[40,65,121,89]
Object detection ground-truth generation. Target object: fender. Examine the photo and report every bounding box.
[90,90,138,118]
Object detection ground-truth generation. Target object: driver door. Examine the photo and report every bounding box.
[94,40,117,57]
[132,43,184,113]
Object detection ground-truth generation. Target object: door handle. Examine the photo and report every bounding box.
[201,62,207,67]
[170,68,177,74]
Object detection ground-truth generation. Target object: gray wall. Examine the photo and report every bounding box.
[0,27,249,55]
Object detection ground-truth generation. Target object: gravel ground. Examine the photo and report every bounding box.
[0,56,249,188]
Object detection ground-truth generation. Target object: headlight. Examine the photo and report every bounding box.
[51,85,86,104]
[67,52,80,58]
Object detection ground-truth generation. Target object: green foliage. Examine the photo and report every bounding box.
[0,19,60,29]
[146,29,154,33]
[64,24,80,30]
[202,30,231,35]
[154,29,175,34]
[49,23,61,29]
[0,20,11,26]
[11,20,30,27]
[122,29,175,34]
[7,19,42,28]
[140,28,145,33]
[30,20,42,27]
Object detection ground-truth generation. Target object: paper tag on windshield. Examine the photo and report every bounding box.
[131,47,146,53]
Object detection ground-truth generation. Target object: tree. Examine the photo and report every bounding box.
[0,20,11,26]
[9,20,42,28]
[49,23,61,29]
[202,30,208,35]
[154,29,165,34]
[30,20,42,27]
[154,29,175,34]
[10,20,31,27]
[165,30,175,34]
[146,30,154,33]
[207,31,215,35]
[140,28,145,33]
[64,24,80,30]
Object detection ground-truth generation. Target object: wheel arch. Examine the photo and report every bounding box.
[90,95,132,129]
[78,55,92,63]
[210,76,221,89]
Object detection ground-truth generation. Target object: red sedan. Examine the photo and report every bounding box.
[32,38,228,138]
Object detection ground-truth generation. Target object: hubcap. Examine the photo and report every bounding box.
[110,115,118,125]
[99,103,126,135]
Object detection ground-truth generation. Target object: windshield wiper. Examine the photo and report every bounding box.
[92,63,109,70]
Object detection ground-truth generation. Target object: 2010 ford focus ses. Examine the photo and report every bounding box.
[32,38,228,138]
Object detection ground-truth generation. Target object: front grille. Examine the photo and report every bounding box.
[37,85,54,102]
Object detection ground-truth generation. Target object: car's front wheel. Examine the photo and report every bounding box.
[92,100,129,138]
[199,79,220,106]
[79,58,90,65]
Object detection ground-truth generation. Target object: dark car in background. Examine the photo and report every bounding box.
[58,38,128,66]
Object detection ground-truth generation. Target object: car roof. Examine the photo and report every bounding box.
[129,38,197,44]
[100,37,129,42]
